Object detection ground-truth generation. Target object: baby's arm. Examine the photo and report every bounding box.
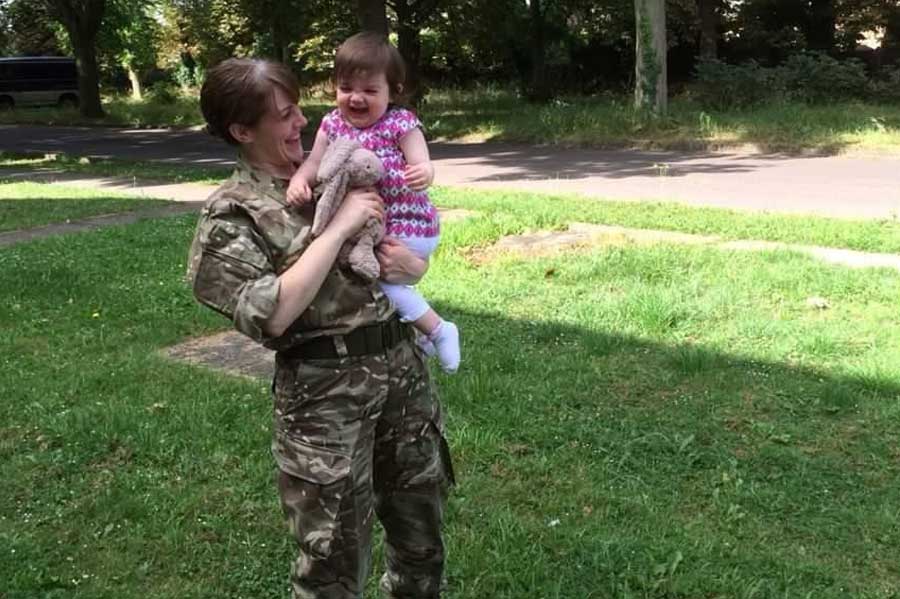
[286,128,330,205]
[399,128,434,191]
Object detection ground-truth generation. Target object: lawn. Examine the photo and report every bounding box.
[0,181,172,233]
[0,152,231,186]
[1,186,899,598]
[5,153,900,254]
[0,88,898,154]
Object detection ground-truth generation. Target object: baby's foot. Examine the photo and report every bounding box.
[429,320,460,374]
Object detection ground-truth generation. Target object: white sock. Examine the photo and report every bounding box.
[428,320,460,374]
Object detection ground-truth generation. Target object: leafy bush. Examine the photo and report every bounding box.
[145,81,179,105]
[869,66,900,103]
[694,53,872,109]
[778,53,868,103]
[692,59,779,109]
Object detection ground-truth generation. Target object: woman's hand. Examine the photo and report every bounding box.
[377,237,429,284]
[326,188,384,241]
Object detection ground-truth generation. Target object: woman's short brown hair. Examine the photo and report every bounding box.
[200,58,299,146]
[334,32,406,101]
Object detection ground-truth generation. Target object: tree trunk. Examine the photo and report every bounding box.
[49,0,105,118]
[696,0,718,60]
[393,0,426,106]
[357,0,389,36]
[74,44,104,117]
[807,0,835,54]
[396,22,424,106]
[634,0,667,115]
[881,6,900,51]
[126,64,142,100]
[528,0,551,102]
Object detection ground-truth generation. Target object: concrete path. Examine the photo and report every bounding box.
[2,125,899,220]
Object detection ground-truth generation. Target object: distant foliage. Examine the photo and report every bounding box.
[694,53,889,109]
[692,59,777,109]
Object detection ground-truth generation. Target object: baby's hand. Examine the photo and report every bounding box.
[286,178,313,206]
[404,162,434,191]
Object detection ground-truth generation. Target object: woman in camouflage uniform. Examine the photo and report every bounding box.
[187,58,453,599]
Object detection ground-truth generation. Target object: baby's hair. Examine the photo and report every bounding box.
[334,32,406,101]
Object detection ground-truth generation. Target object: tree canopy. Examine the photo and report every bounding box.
[0,0,896,102]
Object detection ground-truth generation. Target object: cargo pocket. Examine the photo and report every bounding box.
[393,417,455,491]
[275,434,352,560]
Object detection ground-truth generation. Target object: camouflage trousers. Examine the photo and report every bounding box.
[272,337,453,599]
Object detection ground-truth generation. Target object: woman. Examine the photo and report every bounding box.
[187,58,453,599]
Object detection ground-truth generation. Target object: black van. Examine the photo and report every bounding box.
[0,57,79,109]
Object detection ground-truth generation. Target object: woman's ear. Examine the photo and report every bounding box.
[228,122,254,144]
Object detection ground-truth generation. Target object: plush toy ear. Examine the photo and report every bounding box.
[318,137,360,183]
[311,170,350,237]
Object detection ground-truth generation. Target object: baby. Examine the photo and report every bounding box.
[287,32,460,373]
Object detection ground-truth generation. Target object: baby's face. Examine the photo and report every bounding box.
[336,71,390,129]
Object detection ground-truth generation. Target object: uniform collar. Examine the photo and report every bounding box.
[233,155,292,205]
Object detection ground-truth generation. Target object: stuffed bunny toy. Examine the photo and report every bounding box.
[311,137,386,280]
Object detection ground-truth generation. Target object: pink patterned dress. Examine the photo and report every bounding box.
[320,106,440,239]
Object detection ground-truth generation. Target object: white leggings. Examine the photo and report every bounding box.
[380,236,439,323]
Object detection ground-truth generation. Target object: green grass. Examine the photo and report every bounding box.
[0,182,171,232]
[425,88,900,154]
[0,152,231,185]
[5,153,900,253]
[1,88,898,153]
[2,186,900,597]
[432,186,900,254]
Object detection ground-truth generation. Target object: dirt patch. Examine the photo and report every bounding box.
[438,208,478,222]
[468,223,720,263]
[470,222,900,272]
[162,330,273,380]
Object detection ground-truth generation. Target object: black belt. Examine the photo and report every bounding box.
[279,317,413,360]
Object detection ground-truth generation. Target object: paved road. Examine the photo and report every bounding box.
[3,124,899,219]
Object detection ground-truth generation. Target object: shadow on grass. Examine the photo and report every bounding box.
[167,301,899,593]
[427,304,898,594]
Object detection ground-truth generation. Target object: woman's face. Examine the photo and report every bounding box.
[242,86,307,173]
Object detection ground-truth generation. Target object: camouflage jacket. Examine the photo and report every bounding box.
[187,156,395,350]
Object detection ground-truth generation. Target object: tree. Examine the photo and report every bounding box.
[0,0,65,56]
[527,0,552,101]
[47,0,106,117]
[386,0,443,105]
[806,0,836,54]
[357,0,389,35]
[634,0,667,114]
[696,0,721,60]
[97,0,163,99]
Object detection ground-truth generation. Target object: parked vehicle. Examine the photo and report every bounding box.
[0,57,79,109]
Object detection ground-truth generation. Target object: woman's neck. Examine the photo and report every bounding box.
[241,152,296,181]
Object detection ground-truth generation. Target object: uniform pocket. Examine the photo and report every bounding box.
[272,431,351,485]
[276,438,352,560]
